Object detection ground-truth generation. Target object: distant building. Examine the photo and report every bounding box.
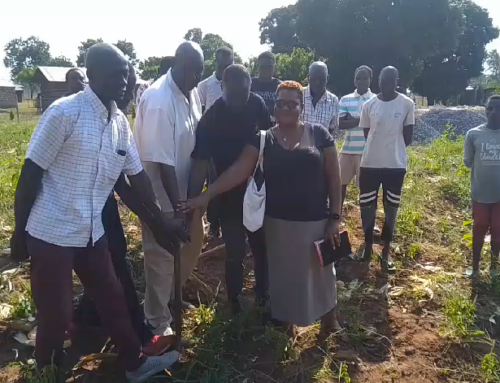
[34,66,87,111]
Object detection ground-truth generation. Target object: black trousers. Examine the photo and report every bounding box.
[220,217,268,301]
[359,167,406,244]
[74,195,153,345]
[206,162,220,228]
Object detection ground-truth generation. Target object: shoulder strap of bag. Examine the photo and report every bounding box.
[252,130,266,176]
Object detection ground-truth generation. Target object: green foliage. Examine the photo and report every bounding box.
[9,287,36,319]
[76,38,103,67]
[131,103,136,119]
[185,28,242,79]
[442,288,476,339]
[412,1,499,103]
[12,361,58,383]
[3,36,52,78]
[138,56,162,80]
[115,39,138,66]
[338,363,352,383]
[407,243,422,260]
[259,5,306,54]
[184,28,203,44]
[275,48,316,84]
[486,50,500,85]
[15,68,39,98]
[260,0,497,97]
[9,111,14,121]
[481,345,500,383]
[48,55,73,67]
[76,38,138,67]
[395,207,422,241]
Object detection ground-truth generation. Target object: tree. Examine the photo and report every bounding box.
[139,56,162,80]
[412,0,499,103]
[76,38,138,67]
[76,38,103,66]
[15,67,38,99]
[261,0,465,95]
[183,28,242,79]
[49,55,74,67]
[259,5,306,54]
[296,0,464,95]
[487,49,500,83]
[115,39,138,65]
[184,28,203,44]
[275,48,315,84]
[244,57,259,77]
[3,36,51,78]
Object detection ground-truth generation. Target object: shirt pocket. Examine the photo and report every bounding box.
[98,144,126,182]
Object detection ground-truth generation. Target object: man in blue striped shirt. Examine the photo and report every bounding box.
[338,66,374,208]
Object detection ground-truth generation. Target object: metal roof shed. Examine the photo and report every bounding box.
[34,66,87,111]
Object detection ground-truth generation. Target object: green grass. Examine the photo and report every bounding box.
[1,108,500,382]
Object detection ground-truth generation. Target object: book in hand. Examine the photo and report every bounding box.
[314,231,352,267]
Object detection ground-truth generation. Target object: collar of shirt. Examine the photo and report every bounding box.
[304,86,330,104]
[210,73,222,85]
[165,69,199,104]
[354,89,373,98]
[83,86,118,120]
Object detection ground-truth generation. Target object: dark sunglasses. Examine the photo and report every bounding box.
[276,99,301,110]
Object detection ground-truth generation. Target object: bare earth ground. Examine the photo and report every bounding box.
[1,106,500,383]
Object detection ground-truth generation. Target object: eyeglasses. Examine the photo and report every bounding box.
[275,99,301,110]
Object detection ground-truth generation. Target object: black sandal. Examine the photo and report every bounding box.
[351,248,372,262]
[378,255,396,273]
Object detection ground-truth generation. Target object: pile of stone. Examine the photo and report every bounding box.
[414,107,487,144]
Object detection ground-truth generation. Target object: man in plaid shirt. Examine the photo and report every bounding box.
[10,43,187,383]
[302,62,340,133]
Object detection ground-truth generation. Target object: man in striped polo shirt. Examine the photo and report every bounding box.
[338,66,374,208]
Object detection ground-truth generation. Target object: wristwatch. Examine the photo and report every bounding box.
[329,213,341,221]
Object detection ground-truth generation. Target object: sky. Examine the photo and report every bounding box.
[0,0,498,82]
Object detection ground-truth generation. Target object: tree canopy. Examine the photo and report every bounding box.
[487,49,500,84]
[49,55,74,67]
[184,28,242,78]
[76,38,104,67]
[275,48,315,84]
[139,56,162,80]
[259,0,498,98]
[412,0,499,102]
[259,5,305,55]
[3,36,51,78]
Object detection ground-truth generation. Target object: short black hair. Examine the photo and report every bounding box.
[222,64,250,83]
[355,65,373,79]
[159,56,175,76]
[65,68,84,81]
[258,51,275,62]
[216,46,233,58]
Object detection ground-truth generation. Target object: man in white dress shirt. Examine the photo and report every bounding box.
[198,46,234,112]
[10,43,184,383]
[134,41,205,337]
[302,62,340,133]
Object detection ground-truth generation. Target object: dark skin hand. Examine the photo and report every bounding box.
[10,160,43,262]
[115,174,189,253]
[159,165,183,219]
[163,41,204,220]
[340,68,371,131]
[339,114,360,130]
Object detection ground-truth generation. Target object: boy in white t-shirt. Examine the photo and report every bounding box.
[356,66,415,272]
